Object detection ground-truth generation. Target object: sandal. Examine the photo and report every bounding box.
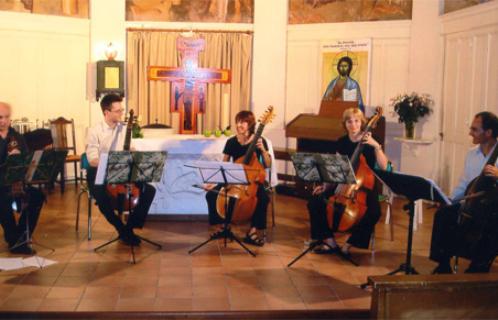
[243,231,265,247]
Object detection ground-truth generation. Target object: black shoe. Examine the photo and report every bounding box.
[9,244,36,255]
[313,245,338,254]
[465,262,491,274]
[119,231,133,246]
[432,263,452,274]
[128,231,141,246]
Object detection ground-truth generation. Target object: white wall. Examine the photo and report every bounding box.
[439,0,498,193]
[252,0,288,147]
[0,10,90,158]
[88,0,126,126]
[397,0,442,180]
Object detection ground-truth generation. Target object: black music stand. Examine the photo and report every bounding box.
[93,151,166,264]
[186,160,256,257]
[360,170,451,288]
[3,150,67,256]
[287,152,358,267]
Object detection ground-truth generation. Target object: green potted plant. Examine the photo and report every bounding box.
[391,92,433,139]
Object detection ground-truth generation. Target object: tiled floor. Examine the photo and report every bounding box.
[0,185,496,312]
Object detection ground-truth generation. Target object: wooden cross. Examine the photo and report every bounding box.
[148,37,231,134]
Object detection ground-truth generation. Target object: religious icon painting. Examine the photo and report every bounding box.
[321,39,372,111]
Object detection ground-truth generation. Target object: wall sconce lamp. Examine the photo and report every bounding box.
[96,42,124,100]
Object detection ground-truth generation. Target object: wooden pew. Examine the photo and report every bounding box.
[369,273,498,319]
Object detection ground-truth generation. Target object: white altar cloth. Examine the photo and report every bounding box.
[133,135,277,215]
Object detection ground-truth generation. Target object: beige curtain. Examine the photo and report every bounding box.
[127,30,253,133]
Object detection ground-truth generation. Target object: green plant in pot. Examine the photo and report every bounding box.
[391,92,433,139]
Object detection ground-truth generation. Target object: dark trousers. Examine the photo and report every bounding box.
[206,184,269,230]
[430,204,498,272]
[307,188,381,249]
[87,167,156,234]
[0,186,45,247]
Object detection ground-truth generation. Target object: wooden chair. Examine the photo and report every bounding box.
[49,117,81,192]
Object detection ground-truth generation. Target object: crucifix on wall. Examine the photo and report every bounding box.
[148,36,231,134]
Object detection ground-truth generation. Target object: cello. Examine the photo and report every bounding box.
[457,142,498,258]
[106,110,140,212]
[326,107,383,232]
[216,106,275,223]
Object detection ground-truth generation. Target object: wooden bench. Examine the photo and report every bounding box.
[369,273,498,319]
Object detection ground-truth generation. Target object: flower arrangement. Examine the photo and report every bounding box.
[391,92,433,138]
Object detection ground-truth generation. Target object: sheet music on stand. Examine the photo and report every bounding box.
[185,160,249,185]
[0,153,32,187]
[185,159,255,257]
[291,152,356,184]
[28,149,68,184]
[374,170,451,205]
[95,151,167,185]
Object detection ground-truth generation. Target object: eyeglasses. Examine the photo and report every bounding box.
[111,108,124,114]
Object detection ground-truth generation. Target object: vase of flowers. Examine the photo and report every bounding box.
[391,92,433,139]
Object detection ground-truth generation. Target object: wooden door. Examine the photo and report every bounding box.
[439,29,498,195]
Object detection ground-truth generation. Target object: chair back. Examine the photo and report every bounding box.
[49,117,77,155]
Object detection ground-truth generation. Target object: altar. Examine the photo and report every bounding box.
[133,135,278,215]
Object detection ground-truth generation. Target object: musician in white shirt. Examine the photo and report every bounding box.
[431,111,498,274]
[85,94,156,246]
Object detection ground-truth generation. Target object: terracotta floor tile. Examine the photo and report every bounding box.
[20,275,59,286]
[37,304,79,311]
[0,298,43,311]
[159,266,192,277]
[263,285,301,299]
[153,298,193,311]
[158,275,192,287]
[192,274,226,286]
[76,304,116,312]
[38,298,80,309]
[0,285,16,300]
[192,297,230,311]
[265,294,306,310]
[156,285,193,299]
[115,297,156,311]
[119,286,157,299]
[296,285,336,299]
[88,275,126,287]
[230,293,269,311]
[55,276,93,287]
[46,286,85,299]
[8,285,51,299]
[193,284,228,298]
[83,286,121,299]
[76,297,118,311]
